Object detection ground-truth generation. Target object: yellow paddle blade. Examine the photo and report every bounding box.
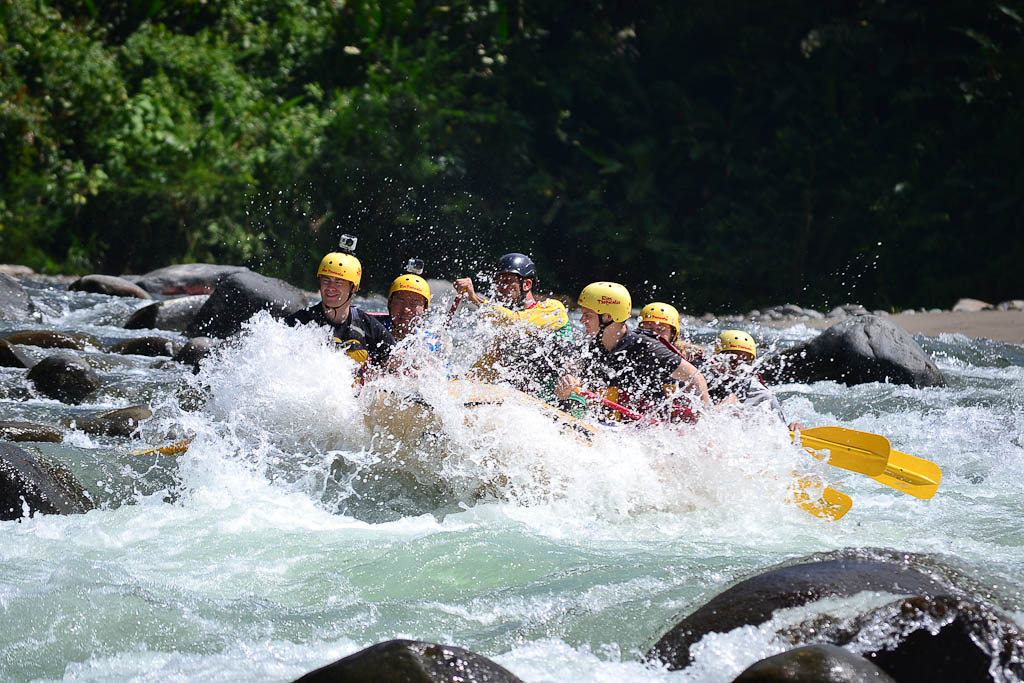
[792,426,890,477]
[789,477,852,521]
[131,439,191,456]
[872,449,942,499]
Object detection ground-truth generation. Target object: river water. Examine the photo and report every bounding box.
[1,281,1023,682]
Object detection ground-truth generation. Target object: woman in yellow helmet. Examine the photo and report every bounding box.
[637,301,708,363]
[283,250,394,368]
[555,282,711,418]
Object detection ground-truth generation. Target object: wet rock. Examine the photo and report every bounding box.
[294,639,523,683]
[186,270,307,339]
[996,299,1024,311]
[0,338,34,369]
[0,421,63,443]
[5,330,97,351]
[779,304,805,317]
[109,336,182,357]
[68,274,152,299]
[732,644,896,683]
[803,308,825,319]
[128,263,248,295]
[173,337,216,373]
[760,315,946,387]
[0,273,40,322]
[952,298,992,312]
[647,556,946,670]
[124,294,209,332]
[66,405,152,437]
[0,443,94,520]
[27,354,102,404]
[828,306,848,318]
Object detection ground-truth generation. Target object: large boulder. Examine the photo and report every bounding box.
[66,405,152,437]
[0,273,39,322]
[5,330,97,351]
[0,443,94,520]
[952,298,993,312]
[186,270,307,338]
[647,553,1024,682]
[294,640,523,683]
[27,354,102,404]
[128,263,248,295]
[732,644,896,683]
[124,294,209,332]
[0,421,63,442]
[647,556,945,670]
[0,338,34,368]
[68,274,152,299]
[109,336,182,357]
[760,315,946,387]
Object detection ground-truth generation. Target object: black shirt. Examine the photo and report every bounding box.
[283,303,394,365]
[578,329,683,406]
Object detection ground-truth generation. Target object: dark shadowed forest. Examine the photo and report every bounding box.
[2,0,1022,312]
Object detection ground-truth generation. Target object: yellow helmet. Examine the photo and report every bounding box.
[388,274,431,308]
[715,330,757,359]
[639,302,681,340]
[578,282,632,323]
[317,252,362,290]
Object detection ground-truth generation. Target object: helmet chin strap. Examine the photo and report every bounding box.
[323,284,354,322]
[594,315,616,349]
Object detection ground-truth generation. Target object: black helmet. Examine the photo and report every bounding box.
[496,253,537,283]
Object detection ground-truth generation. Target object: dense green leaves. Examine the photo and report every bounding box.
[1,0,1021,310]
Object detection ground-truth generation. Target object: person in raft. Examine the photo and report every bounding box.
[283,241,394,372]
[554,282,711,420]
[702,329,803,431]
[637,301,707,363]
[452,252,584,415]
[384,263,432,343]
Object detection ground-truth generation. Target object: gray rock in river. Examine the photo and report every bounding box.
[0,443,94,520]
[0,421,63,443]
[109,336,182,357]
[127,263,248,295]
[173,336,216,373]
[759,315,946,387]
[27,353,102,404]
[186,270,307,339]
[732,644,896,683]
[647,556,945,670]
[293,639,523,683]
[647,552,1024,682]
[68,274,152,299]
[5,330,97,351]
[952,298,993,312]
[0,338,34,369]
[65,405,153,437]
[0,273,40,322]
[124,294,209,332]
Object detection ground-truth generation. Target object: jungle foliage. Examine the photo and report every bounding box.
[2,0,1022,312]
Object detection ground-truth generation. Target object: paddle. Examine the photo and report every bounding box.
[792,426,942,499]
[132,439,191,456]
[575,389,661,426]
[791,426,890,477]
[872,449,942,499]
[789,478,853,521]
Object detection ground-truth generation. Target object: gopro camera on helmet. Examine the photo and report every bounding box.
[404,258,425,275]
[338,234,358,253]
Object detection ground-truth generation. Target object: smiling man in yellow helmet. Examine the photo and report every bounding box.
[555,282,710,418]
[705,330,802,430]
[284,248,394,368]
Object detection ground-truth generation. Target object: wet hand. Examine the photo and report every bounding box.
[555,374,579,400]
[453,278,475,297]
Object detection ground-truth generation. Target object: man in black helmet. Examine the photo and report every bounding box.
[453,253,583,414]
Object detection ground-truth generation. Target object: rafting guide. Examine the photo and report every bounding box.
[283,234,394,375]
[454,252,586,417]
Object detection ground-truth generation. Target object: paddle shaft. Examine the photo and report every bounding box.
[576,390,662,426]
